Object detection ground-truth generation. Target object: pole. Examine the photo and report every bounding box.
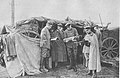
[99,14,103,27]
[11,0,15,27]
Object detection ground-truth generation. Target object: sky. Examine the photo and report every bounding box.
[0,0,119,29]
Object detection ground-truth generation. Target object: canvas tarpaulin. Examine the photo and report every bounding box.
[4,32,41,78]
[5,34,16,57]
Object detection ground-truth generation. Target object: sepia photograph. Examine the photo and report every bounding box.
[0,0,119,78]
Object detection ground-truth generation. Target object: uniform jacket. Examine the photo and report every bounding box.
[64,28,79,48]
[40,26,50,49]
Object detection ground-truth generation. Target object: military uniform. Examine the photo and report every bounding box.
[40,21,53,72]
[64,27,78,71]
[40,26,50,58]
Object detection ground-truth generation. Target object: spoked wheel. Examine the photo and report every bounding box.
[101,37,119,59]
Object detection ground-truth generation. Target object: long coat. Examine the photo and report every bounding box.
[51,30,67,62]
[88,32,101,72]
[83,34,91,54]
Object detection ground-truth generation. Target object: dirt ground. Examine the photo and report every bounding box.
[0,64,119,78]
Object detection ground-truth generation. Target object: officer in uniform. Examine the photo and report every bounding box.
[40,21,53,72]
[64,23,79,72]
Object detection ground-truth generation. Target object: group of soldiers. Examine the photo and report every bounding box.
[40,20,101,76]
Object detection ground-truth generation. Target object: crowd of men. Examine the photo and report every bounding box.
[40,20,101,76]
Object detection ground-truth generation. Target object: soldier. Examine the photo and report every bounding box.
[40,21,53,72]
[63,23,78,72]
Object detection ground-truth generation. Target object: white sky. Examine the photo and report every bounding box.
[0,0,119,29]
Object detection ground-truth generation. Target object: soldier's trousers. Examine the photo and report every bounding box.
[67,46,77,67]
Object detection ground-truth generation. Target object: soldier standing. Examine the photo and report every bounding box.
[40,21,53,72]
[64,23,78,72]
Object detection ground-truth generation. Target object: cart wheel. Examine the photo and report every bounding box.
[101,37,118,59]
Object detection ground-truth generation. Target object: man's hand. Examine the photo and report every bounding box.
[63,36,75,42]
[51,37,59,41]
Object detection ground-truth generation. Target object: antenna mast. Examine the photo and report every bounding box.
[99,14,103,27]
[11,0,15,26]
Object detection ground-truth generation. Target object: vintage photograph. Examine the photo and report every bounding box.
[0,0,119,78]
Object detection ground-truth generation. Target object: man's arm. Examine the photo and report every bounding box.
[63,31,70,42]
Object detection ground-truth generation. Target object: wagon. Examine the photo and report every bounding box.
[100,28,119,58]
[100,26,119,67]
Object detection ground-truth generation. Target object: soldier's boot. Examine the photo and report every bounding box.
[43,66,48,72]
[73,55,77,72]
[39,57,43,72]
[67,57,73,70]
[93,70,97,77]
[39,58,47,73]
[73,66,77,72]
[45,57,51,71]
[87,70,93,76]
[74,54,77,67]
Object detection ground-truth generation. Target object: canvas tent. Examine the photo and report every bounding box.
[0,16,50,77]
